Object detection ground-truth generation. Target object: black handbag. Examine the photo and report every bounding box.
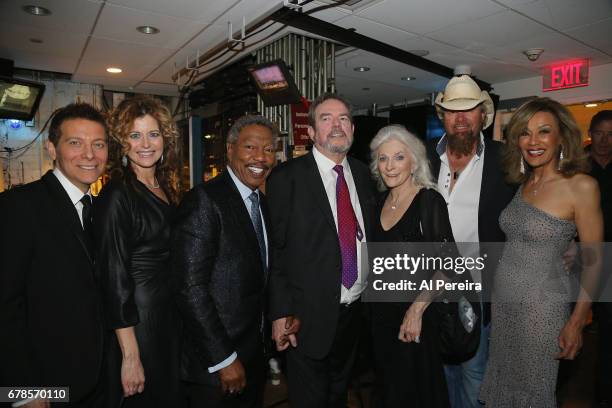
[436,292,481,364]
[416,191,481,364]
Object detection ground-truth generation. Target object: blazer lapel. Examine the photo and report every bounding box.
[302,153,336,231]
[42,171,93,264]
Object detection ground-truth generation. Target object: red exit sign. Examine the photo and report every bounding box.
[543,59,590,91]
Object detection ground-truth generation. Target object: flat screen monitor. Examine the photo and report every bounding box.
[248,60,301,106]
[0,76,45,121]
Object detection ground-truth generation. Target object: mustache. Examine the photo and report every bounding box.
[247,163,271,170]
[326,129,347,138]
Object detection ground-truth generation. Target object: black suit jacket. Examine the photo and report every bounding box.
[426,137,517,315]
[266,152,377,359]
[0,171,104,401]
[172,171,269,385]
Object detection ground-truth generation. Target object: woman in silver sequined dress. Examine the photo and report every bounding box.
[480,97,603,407]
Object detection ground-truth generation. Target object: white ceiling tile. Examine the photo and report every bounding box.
[427,10,551,50]
[512,0,612,31]
[79,38,175,70]
[333,15,419,42]
[0,22,87,58]
[105,0,243,22]
[94,3,203,49]
[0,0,101,35]
[564,18,612,56]
[355,0,505,35]
[299,1,353,22]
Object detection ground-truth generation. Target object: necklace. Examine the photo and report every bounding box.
[530,175,554,196]
[141,178,160,189]
[388,187,418,210]
[390,195,400,210]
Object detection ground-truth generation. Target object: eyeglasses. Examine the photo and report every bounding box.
[591,130,612,138]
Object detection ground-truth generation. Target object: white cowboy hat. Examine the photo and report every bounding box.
[435,75,495,130]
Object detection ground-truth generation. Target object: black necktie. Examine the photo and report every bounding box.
[248,191,267,272]
[80,194,93,252]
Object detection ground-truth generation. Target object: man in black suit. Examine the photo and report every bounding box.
[0,103,108,407]
[266,93,376,407]
[426,75,515,408]
[173,115,277,408]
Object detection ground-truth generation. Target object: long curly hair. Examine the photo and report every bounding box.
[502,97,589,184]
[107,95,182,204]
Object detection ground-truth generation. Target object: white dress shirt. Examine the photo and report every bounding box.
[435,133,485,285]
[53,168,91,227]
[311,146,367,304]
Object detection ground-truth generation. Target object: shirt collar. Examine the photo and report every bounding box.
[53,168,90,205]
[312,145,349,172]
[436,132,485,158]
[226,166,258,201]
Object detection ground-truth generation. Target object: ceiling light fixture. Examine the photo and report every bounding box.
[137,25,160,35]
[353,66,370,72]
[408,49,429,57]
[401,76,416,81]
[22,5,51,16]
[584,103,598,108]
[106,67,122,74]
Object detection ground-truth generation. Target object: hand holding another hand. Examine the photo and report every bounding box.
[272,316,301,351]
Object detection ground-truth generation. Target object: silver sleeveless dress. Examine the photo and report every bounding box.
[480,187,576,407]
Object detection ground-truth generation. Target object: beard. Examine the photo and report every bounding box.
[447,128,479,157]
[321,129,353,154]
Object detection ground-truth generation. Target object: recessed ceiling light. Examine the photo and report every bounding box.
[106,67,122,74]
[408,49,429,57]
[137,25,160,35]
[22,5,51,16]
[585,103,598,108]
[29,38,43,44]
[401,76,416,81]
[353,66,370,72]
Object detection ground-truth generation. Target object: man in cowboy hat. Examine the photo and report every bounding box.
[426,74,515,408]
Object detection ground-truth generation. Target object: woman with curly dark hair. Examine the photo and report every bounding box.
[480,97,602,407]
[94,95,181,407]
